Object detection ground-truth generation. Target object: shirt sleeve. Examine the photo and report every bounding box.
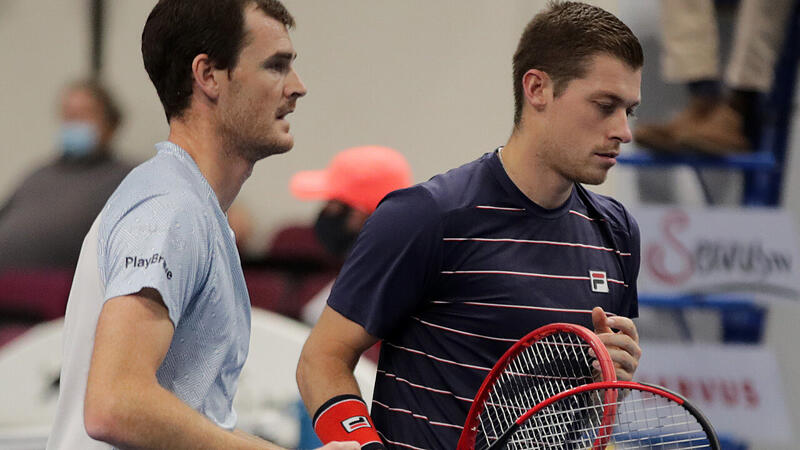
[327,186,443,339]
[622,210,641,319]
[99,194,210,327]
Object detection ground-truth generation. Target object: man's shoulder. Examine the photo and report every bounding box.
[362,156,493,242]
[577,185,637,233]
[414,152,498,212]
[102,153,208,228]
[122,151,203,195]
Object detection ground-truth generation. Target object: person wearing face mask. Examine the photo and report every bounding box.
[288,146,413,325]
[0,79,132,270]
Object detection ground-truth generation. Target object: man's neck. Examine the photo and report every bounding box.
[167,117,253,212]
[501,128,573,210]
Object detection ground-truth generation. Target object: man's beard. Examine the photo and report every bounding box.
[542,136,614,186]
[218,118,292,163]
[217,83,293,163]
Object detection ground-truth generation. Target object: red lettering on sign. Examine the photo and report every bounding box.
[699,379,716,403]
[743,379,760,408]
[637,375,763,409]
[677,377,693,399]
[645,210,694,285]
[721,379,739,406]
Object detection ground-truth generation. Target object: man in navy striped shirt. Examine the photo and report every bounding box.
[298,2,644,448]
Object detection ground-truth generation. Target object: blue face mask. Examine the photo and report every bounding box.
[59,121,99,157]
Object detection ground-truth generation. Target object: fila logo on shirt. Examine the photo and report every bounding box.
[341,415,371,433]
[589,270,609,293]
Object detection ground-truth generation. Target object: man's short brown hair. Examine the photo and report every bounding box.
[512,1,643,126]
[142,0,295,122]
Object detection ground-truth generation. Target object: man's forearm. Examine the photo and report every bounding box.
[85,380,280,449]
[233,428,285,450]
[297,350,364,418]
[296,306,383,448]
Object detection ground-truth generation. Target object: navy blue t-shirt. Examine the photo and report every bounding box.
[328,150,640,449]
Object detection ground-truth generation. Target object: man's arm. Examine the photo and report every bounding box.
[296,306,380,435]
[297,306,385,450]
[591,306,641,381]
[84,288,282,449]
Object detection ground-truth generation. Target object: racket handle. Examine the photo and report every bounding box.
[486,425,516,450]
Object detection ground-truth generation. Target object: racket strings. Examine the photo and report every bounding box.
[513,389,605,449]
[506,388,714,449]
[475,332,599,449]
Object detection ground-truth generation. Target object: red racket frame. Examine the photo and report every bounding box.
[458,322,617,450]
[490,381,720,450]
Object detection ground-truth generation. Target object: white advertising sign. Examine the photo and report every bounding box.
[631,207,800,299]
[635,343,793,444]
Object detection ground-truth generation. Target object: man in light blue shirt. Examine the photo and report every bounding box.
[48,1,356,449]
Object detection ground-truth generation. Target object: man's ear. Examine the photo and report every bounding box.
[191,54,221,100]
[521,69,552,112]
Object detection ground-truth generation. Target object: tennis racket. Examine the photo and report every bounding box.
[483,381,720,449]
[458,323,617,450]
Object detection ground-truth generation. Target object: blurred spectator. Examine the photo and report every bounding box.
[288,146,412,324]
[0,79,132,270]
[634,0,794,155]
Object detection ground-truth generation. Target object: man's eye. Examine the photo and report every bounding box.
[596,103,615,115]
[265,62,289,73]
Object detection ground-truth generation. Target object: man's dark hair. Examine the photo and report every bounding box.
[141,0,295,122]
[66,79,123,130]
[512,1,643,126]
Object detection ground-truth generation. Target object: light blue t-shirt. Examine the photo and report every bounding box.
[49,142,251,448]
[99,141,251,428]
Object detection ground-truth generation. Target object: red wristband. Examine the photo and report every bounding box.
[313,395,383,448]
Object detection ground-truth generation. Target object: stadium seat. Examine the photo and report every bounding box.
[0,268,73,321]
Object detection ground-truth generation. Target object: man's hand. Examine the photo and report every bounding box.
[318,442,361,449]
[591,306,641,381]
